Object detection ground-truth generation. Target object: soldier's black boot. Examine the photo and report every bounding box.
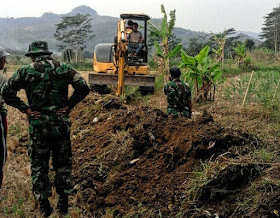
[57,194,69,215]
[39,198,53,217]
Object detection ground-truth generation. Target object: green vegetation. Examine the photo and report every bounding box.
[254,148,275,162]
[222,70,280,113]
[54,13,94,62]
[233,42,251,69]
[180,45,223,101]
[71,59,93,71]
[149,4,179,81]
[6,55,93,72]
[8,124,22,137]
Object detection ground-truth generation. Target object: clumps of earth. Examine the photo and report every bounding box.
[69,94,277,217]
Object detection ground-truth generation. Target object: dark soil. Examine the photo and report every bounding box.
[70,94,275,217]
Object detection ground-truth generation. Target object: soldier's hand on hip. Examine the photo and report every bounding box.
[26,108,41,119]
[57,106,71,116]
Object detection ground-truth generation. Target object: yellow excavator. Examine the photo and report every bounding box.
[88,13,155,96]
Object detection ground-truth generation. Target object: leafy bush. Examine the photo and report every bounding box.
[180,45,224,102]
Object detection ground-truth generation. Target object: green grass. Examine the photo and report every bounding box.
[5,55,93,72]
[222,70,280,113]
[71,59,93,71]
[155,73,164,90]
[253,148,275,162]
[8,124,23,137]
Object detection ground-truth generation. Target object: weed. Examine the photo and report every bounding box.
[123,87,152,106]
[234,197,252,214]
[184,161,214,202]
[254,148,275,162]
[8,124,22,137]
[155,73,164,90]
[11,198,26,217]
[175,211,184,218]
[4,207,12,215]
[71,59,93,71]
[158,209,163,218]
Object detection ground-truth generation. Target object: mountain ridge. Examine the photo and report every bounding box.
[0,5,261,53]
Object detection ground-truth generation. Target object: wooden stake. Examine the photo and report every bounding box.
[242,71,254,107]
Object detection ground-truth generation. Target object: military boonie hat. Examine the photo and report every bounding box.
[0,46,10,59]
[25,41,53,57]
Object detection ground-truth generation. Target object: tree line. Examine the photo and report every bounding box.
[261,5,280,52]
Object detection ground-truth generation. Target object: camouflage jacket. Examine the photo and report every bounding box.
[164,79,191,116]
[1,56,90,114]
[0,74,7,114]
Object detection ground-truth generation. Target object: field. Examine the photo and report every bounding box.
[0,66,279,217]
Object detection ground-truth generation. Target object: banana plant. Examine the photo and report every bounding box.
[180,45,224,101]
[233,42,247,68]
[149,4,177,82]
[154,42,182,82]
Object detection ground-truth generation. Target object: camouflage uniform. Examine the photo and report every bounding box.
[1,41,90,202]
[0,46,9,189]
[164,78,191,117]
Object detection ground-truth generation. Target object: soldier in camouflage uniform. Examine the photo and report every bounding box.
[1,41,90,216]
[0,46,9,190]
[164,67,192,118]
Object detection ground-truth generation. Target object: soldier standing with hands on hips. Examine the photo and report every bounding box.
[2,41,90,216]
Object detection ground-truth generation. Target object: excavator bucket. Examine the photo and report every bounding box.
[89,73,155,87]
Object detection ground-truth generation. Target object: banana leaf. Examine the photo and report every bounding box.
[181,49,197,67]
[154,41,164,58]
[167,43,182,59]
[148,21,162,38]
[168,10,176,35]
[161,13,168,37]
[195,45,210,64]
[209,63,221,73]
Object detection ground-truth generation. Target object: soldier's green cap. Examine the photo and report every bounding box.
[25,41,53,57]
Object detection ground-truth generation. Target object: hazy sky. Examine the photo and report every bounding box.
[1,0,279,33]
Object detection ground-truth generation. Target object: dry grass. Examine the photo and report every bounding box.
[179,72,280,217]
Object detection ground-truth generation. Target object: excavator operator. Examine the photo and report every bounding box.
[126,22,144,56]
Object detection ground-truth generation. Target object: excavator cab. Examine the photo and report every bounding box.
[89,13,155,96]
[121,13,149,66]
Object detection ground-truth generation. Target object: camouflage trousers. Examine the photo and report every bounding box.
[167,107,190,118]
[28,115,72,200]
[0,113,7,189]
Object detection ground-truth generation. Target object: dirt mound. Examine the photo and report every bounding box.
[70,94,264,217]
